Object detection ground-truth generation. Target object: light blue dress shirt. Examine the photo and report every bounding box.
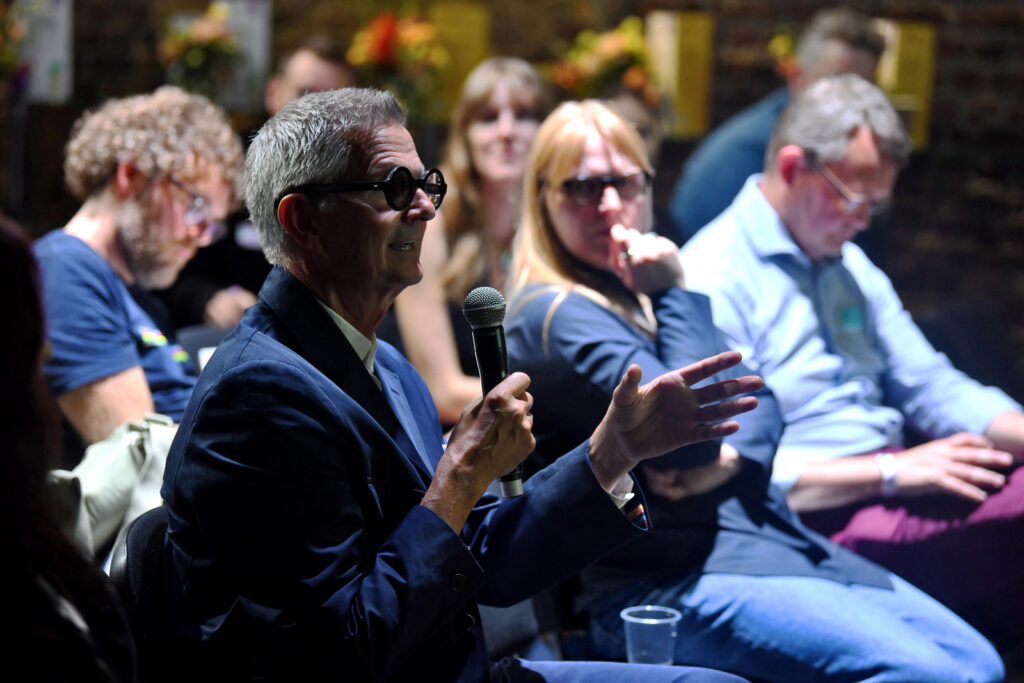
[680,175,1021,491]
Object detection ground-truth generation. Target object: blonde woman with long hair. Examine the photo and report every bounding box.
[503,100,1002,682]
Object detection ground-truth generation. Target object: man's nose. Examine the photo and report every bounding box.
[406,188,437,221]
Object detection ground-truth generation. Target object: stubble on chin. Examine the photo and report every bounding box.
[116,198,180,290]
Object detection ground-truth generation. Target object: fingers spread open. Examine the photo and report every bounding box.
[677,351,743,386]
[692,375,763,406]
[692,420,741,442]
[696,395,759,423]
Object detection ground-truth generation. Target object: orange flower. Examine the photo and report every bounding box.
[622,65,647,91]
[367,12,399,67]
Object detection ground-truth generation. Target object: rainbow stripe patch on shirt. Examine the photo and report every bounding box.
[139,327,168,347]
[171,345,191,363]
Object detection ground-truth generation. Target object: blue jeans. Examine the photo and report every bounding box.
[522,659,748,682]
[589,573,1004,682]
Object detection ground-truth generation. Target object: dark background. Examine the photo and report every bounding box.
[2,0,1021,398]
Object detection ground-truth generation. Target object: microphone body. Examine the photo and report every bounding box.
[462,286,523,497]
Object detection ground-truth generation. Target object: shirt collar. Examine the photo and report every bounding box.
[735,174,804,259]
[318,300,378,379]
[735,174,841,270]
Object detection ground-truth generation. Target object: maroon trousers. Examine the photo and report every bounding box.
[801,464,1024,647]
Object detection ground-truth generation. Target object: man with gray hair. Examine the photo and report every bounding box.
[681,73,1024,643]
[161,87,759,682]
[669,7,885,243]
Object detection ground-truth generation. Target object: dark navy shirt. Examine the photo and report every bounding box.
[34,231,196,421]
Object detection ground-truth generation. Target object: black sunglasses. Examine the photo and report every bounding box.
[560,171,651,205]
[277,166,446,211]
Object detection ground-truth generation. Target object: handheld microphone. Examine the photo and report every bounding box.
[462,286,523,497]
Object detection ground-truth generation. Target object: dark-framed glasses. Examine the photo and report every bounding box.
[805,153,891,217]
[166,175,224,246]
[278,166,446,212]
[560,171,651,205]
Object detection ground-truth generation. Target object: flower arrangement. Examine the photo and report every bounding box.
[0,2,26,86]
[549,16,662,109]
[768,28,799,81]
[346,11,449,121]
[159,2,241,101]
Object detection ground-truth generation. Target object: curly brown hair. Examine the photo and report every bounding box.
[63,85,244,201]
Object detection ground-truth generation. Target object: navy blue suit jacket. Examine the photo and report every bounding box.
[161,267,646,682]
[505,285,890,604]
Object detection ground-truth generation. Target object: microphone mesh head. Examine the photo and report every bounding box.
[462,286,506,328]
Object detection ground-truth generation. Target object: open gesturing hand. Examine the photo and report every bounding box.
[588,351,762,491]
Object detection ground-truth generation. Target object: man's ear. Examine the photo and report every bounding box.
[277,193,316,248]
[112,160,146,199]
[775,145,806,186]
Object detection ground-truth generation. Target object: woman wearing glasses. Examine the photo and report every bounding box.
[392,57,549,425]
[503,100,1002,682]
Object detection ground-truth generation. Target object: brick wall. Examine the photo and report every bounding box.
[6,0,1023,396]
[647,0,1024,398]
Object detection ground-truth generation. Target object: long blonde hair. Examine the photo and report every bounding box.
[508,100,655,335]
[439,57,549,300]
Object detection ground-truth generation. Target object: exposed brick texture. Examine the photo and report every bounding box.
[3,0,1022,396]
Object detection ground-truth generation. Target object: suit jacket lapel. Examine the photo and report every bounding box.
[377,363,438,476]
[258,267,433,482]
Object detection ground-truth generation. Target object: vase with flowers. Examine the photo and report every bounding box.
[159,2,241,103]
[549,16,662,111]
[346,10,449,128]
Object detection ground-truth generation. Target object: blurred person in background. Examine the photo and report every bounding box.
[505,99,1004,682]
[392,57,549,424]
[669,7,884,243]
[160,36,355,331]
[34,86,242,458]
[681,73,1024,647]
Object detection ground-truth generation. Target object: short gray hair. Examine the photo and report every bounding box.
[244,87,406,265]
[796,7,885,75]
[766,74,910,171]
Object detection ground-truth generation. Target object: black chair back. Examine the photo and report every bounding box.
[108,505,169,682]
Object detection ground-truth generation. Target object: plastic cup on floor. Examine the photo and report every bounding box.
[619,604,682,665]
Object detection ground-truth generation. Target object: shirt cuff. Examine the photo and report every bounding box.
[607,475,636,509]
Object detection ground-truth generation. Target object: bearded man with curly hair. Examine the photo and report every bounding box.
[35,86,243,453]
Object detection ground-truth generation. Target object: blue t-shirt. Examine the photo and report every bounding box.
[34,231,197,421]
